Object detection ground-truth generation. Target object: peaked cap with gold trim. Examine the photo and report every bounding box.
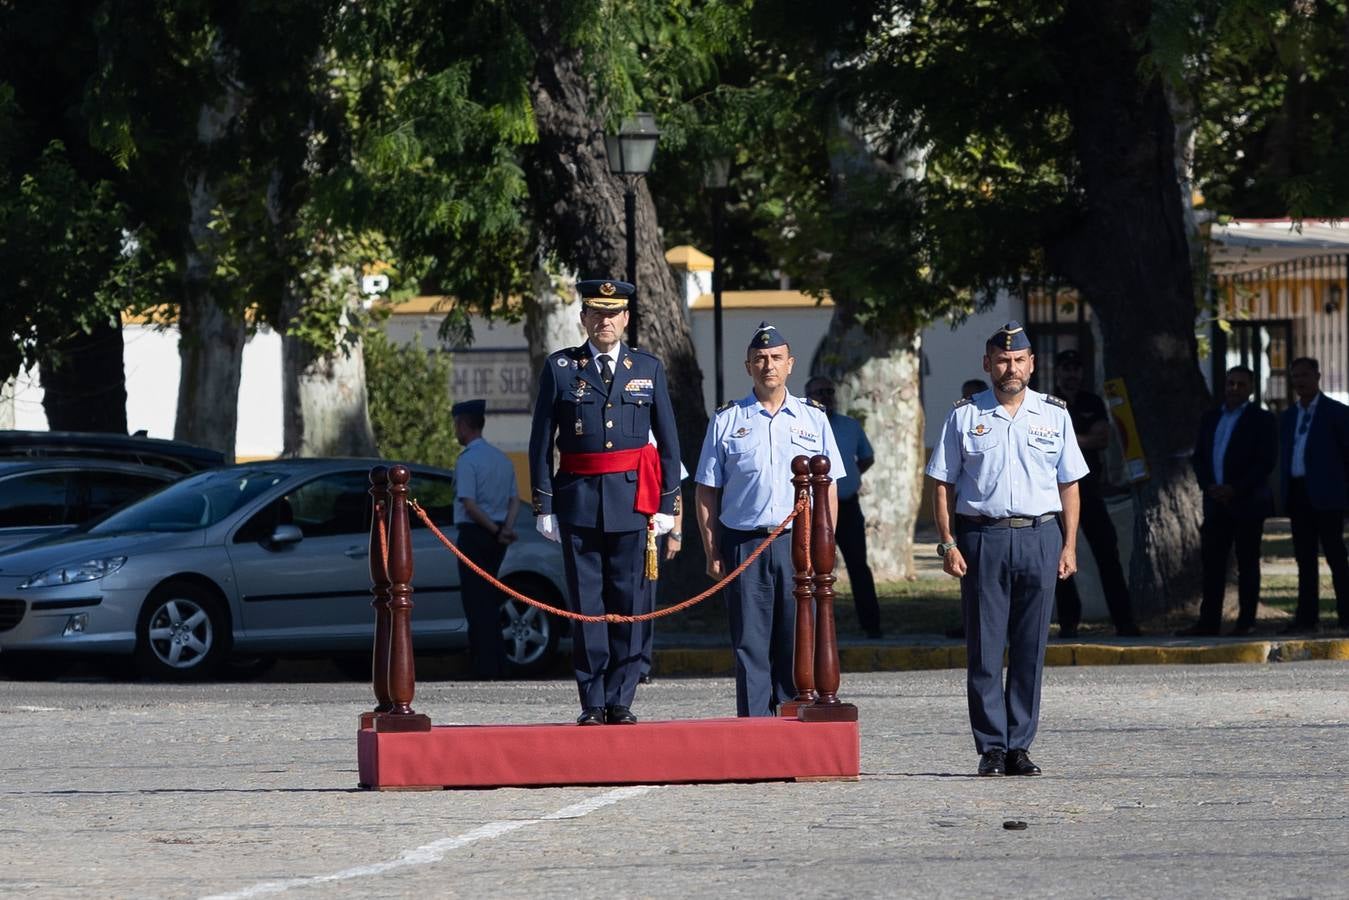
[576,278,634,311]
[988,320,1032,352]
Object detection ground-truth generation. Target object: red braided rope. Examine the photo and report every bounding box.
[408,499,806,624]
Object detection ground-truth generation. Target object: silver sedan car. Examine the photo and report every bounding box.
[0,459,568,680]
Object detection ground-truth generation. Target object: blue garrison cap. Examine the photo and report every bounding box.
[451,398,486,418]
[988,321,1032,353]
[576,279,634,311]
[748,321,788,351]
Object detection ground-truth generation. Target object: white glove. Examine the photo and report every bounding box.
[651,513,675,536]
[535,514,561,543]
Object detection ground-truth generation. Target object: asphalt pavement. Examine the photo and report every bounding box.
[2,662,1346,899]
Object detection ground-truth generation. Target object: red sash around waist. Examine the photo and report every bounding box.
[559,445,661,516]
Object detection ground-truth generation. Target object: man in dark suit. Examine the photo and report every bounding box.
[528,279,681,725]
[1178,365,1276,637]
[1279,356,1349,633]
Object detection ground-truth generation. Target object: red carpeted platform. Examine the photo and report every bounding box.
[357,717,860,790]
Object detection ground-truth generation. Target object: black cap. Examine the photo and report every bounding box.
[576,279,634,311]
[451,398,486,418]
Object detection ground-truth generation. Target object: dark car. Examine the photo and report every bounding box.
[0,430,224,474]
[0,460,181,553]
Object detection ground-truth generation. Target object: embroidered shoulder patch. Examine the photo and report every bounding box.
[953,396,973,408]
[806,397,826,410]
[1044,394,1068,409]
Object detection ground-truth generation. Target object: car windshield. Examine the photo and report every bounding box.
[87,469,289,534]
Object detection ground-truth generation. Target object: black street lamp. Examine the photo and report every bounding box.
[604,112,660,346]
[703,157,731,406]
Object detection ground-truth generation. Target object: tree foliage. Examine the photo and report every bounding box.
[362,329,459,469]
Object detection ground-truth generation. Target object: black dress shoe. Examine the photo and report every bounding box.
[638,673,653,685]
[977,749,1006,776]
[1229,623,1254,637]
[576,707,605,726]
[1116,624,1142,637]
[1175,623,1219,637]
[1006,748,1041,776]
[605,705,638,725]
[1281,621,1316,635]
[1058,624,1079,639]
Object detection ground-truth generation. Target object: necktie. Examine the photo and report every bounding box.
[599,355,613,388]
[1299,407,1311,434]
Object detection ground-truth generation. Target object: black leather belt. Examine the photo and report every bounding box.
[725,526,788,537]
[958,513,1057,528]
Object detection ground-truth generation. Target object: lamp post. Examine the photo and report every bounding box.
[704,157,731,406]
[604,112,660,346]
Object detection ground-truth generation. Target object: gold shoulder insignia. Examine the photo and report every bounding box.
[807,397,826,410]
[953,396,973,408]
[1045,394,1068,409]
[716,400,735,414]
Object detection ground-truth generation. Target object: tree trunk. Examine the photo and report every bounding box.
[812,324,923,580]
[281,290,377,459]
[522,16,709,597]
[522,252,586,395]
[522,16,707,467]
[175,170,246,462]
[39,312,128,433]
[1047,0,1208,614]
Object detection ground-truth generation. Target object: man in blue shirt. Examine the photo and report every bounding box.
[926,322,1088,777]
[804,375,882,639]
[451,399,521,680]
[695,322,845,717]
[1179,366,1276,637]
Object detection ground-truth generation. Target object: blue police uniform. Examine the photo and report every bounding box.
[528,280,680,720]
[925,322,1088,758]
[451,398,518,679]
[695,323,845,717]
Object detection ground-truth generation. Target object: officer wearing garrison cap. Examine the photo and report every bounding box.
[695,322,844,718]
[451,398,520,680]
[926,321,1088,777]
[528,279,680,726]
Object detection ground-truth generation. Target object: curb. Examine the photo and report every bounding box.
[649,637,1349,678]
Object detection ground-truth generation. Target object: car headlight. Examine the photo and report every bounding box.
[19,557,127,589]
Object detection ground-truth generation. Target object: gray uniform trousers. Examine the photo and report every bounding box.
[958,516,1062,753]
[720,527,797,717]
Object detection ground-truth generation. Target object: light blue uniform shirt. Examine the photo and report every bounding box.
[696,392,845,530]
[454,437,518,525]
[827,413,873,501]
[926,388,1088,518]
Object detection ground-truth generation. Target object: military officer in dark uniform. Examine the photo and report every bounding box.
[1051,349,1140,637]
[528,279,680,726]
[926,322,1088,777]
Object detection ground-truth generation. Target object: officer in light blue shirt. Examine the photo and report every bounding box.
[695,322,844,717]
[926,321,1088,777]
[451,399,521,680]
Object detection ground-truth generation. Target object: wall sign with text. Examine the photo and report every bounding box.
[447,348,533,413]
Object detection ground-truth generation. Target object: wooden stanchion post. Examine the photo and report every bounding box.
[361,466,394,730]
[374,464,431,732]
[799,454,857,723]
[781,456,817,717]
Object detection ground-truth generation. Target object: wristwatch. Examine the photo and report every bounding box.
[936,540,957,558]
[670,531,683,541]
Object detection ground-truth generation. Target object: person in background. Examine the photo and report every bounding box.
[451,399,520,680]
[1279,356,1349,634]
[1051,349,1140,638]
[926,322,1087,777]
[1178,365,1276,637]
[804,375,883,639]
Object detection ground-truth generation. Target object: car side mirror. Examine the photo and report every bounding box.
[268,524,303,546]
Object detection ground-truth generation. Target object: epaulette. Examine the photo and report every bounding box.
[953,396,973,408]
[1044,394,1068,409]
[715,400,736,414]
[806,397,827,411]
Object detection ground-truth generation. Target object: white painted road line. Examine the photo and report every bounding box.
[198,785,656,900]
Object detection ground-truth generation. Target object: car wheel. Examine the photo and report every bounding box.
[134,581,228,681]
[499,574,562,677]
